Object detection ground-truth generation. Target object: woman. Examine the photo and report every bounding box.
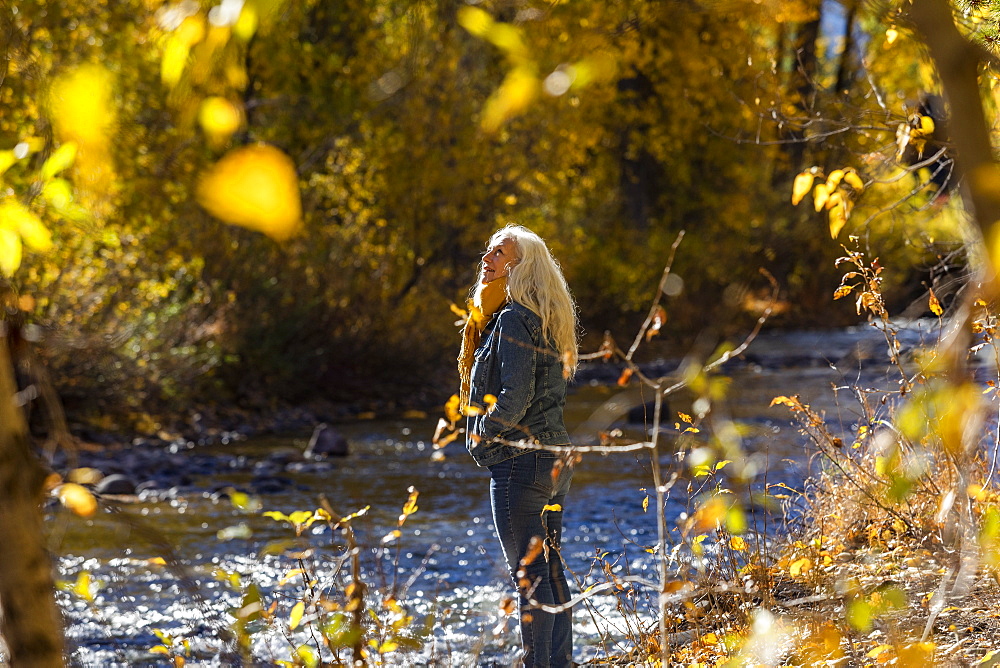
[458,225,578,667]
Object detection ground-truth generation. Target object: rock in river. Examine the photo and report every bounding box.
[304,423,349,458]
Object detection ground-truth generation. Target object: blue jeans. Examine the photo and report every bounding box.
[489,451,573,667]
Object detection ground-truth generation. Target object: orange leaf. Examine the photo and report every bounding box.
[56,483,97,517]
[646,306,667,341]
[617,368,633,386]
[444,395,462,423]
[929,289,943,317]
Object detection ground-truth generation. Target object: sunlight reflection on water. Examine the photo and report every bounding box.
[56,325,953,665]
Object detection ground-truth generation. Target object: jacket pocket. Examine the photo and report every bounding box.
[469,345,493,406]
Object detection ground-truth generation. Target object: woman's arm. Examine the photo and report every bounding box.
[480,308,537,442]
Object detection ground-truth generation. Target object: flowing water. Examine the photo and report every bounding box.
[50,323,971,666]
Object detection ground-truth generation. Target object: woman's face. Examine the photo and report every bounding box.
[481,237,518,284]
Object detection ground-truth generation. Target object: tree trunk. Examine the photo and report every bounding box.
[910,0,1000,252]
[0,325,64,666]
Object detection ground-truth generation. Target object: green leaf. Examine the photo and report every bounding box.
[846,599,872,632]
[725,504,748,534]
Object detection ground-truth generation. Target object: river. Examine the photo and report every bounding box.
[50,323,963,666]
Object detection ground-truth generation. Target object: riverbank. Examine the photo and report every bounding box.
[43,321,1000,665]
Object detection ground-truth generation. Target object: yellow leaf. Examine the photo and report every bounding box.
[483,394,498,412]
[843,169,865,191]
[56,482,97,517]
[929,289,943,317]
[0,228,22,276]
[897,641,935,666]
[149,645,171,655]
[42,178,74,210]
[233,4,258,40]
[73,571,95,602]
[481,67,538,133]
[791,170,814,205]
[457,6,494,37]
[919,115,936,135]
[0,200,52,252]
[40,142,78,180]
[867,644,893,658]
[278,568,305,586]
[542,504,562,512]
[289,601,305,630]
[287,510,312,526]
[402,492,420,518]
[198,97,243,144]
[642,495,649,512]
[825,169,844,190]
[886,27,899,44]
[161,35,190,88]
[813,183,830,211]
[196,144,302,241]
[294,644,318,668]
[176,15,206,46]
[49,65,115,147]
[485,22,527,58]
[789,557,812,576]
[730,535,747,551]
[0,150,17,177]
[229,490,261,512]
[770,395,803,409]
[828,197,848,238]
[833,285,853,300]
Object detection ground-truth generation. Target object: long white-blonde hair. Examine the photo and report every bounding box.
[475,225,579,375]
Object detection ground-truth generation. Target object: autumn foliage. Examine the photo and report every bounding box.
[0,0,973,430]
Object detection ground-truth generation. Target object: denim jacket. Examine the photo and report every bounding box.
[466,301,571,467]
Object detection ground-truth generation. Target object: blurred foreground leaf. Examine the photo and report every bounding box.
[196,144,302,241]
